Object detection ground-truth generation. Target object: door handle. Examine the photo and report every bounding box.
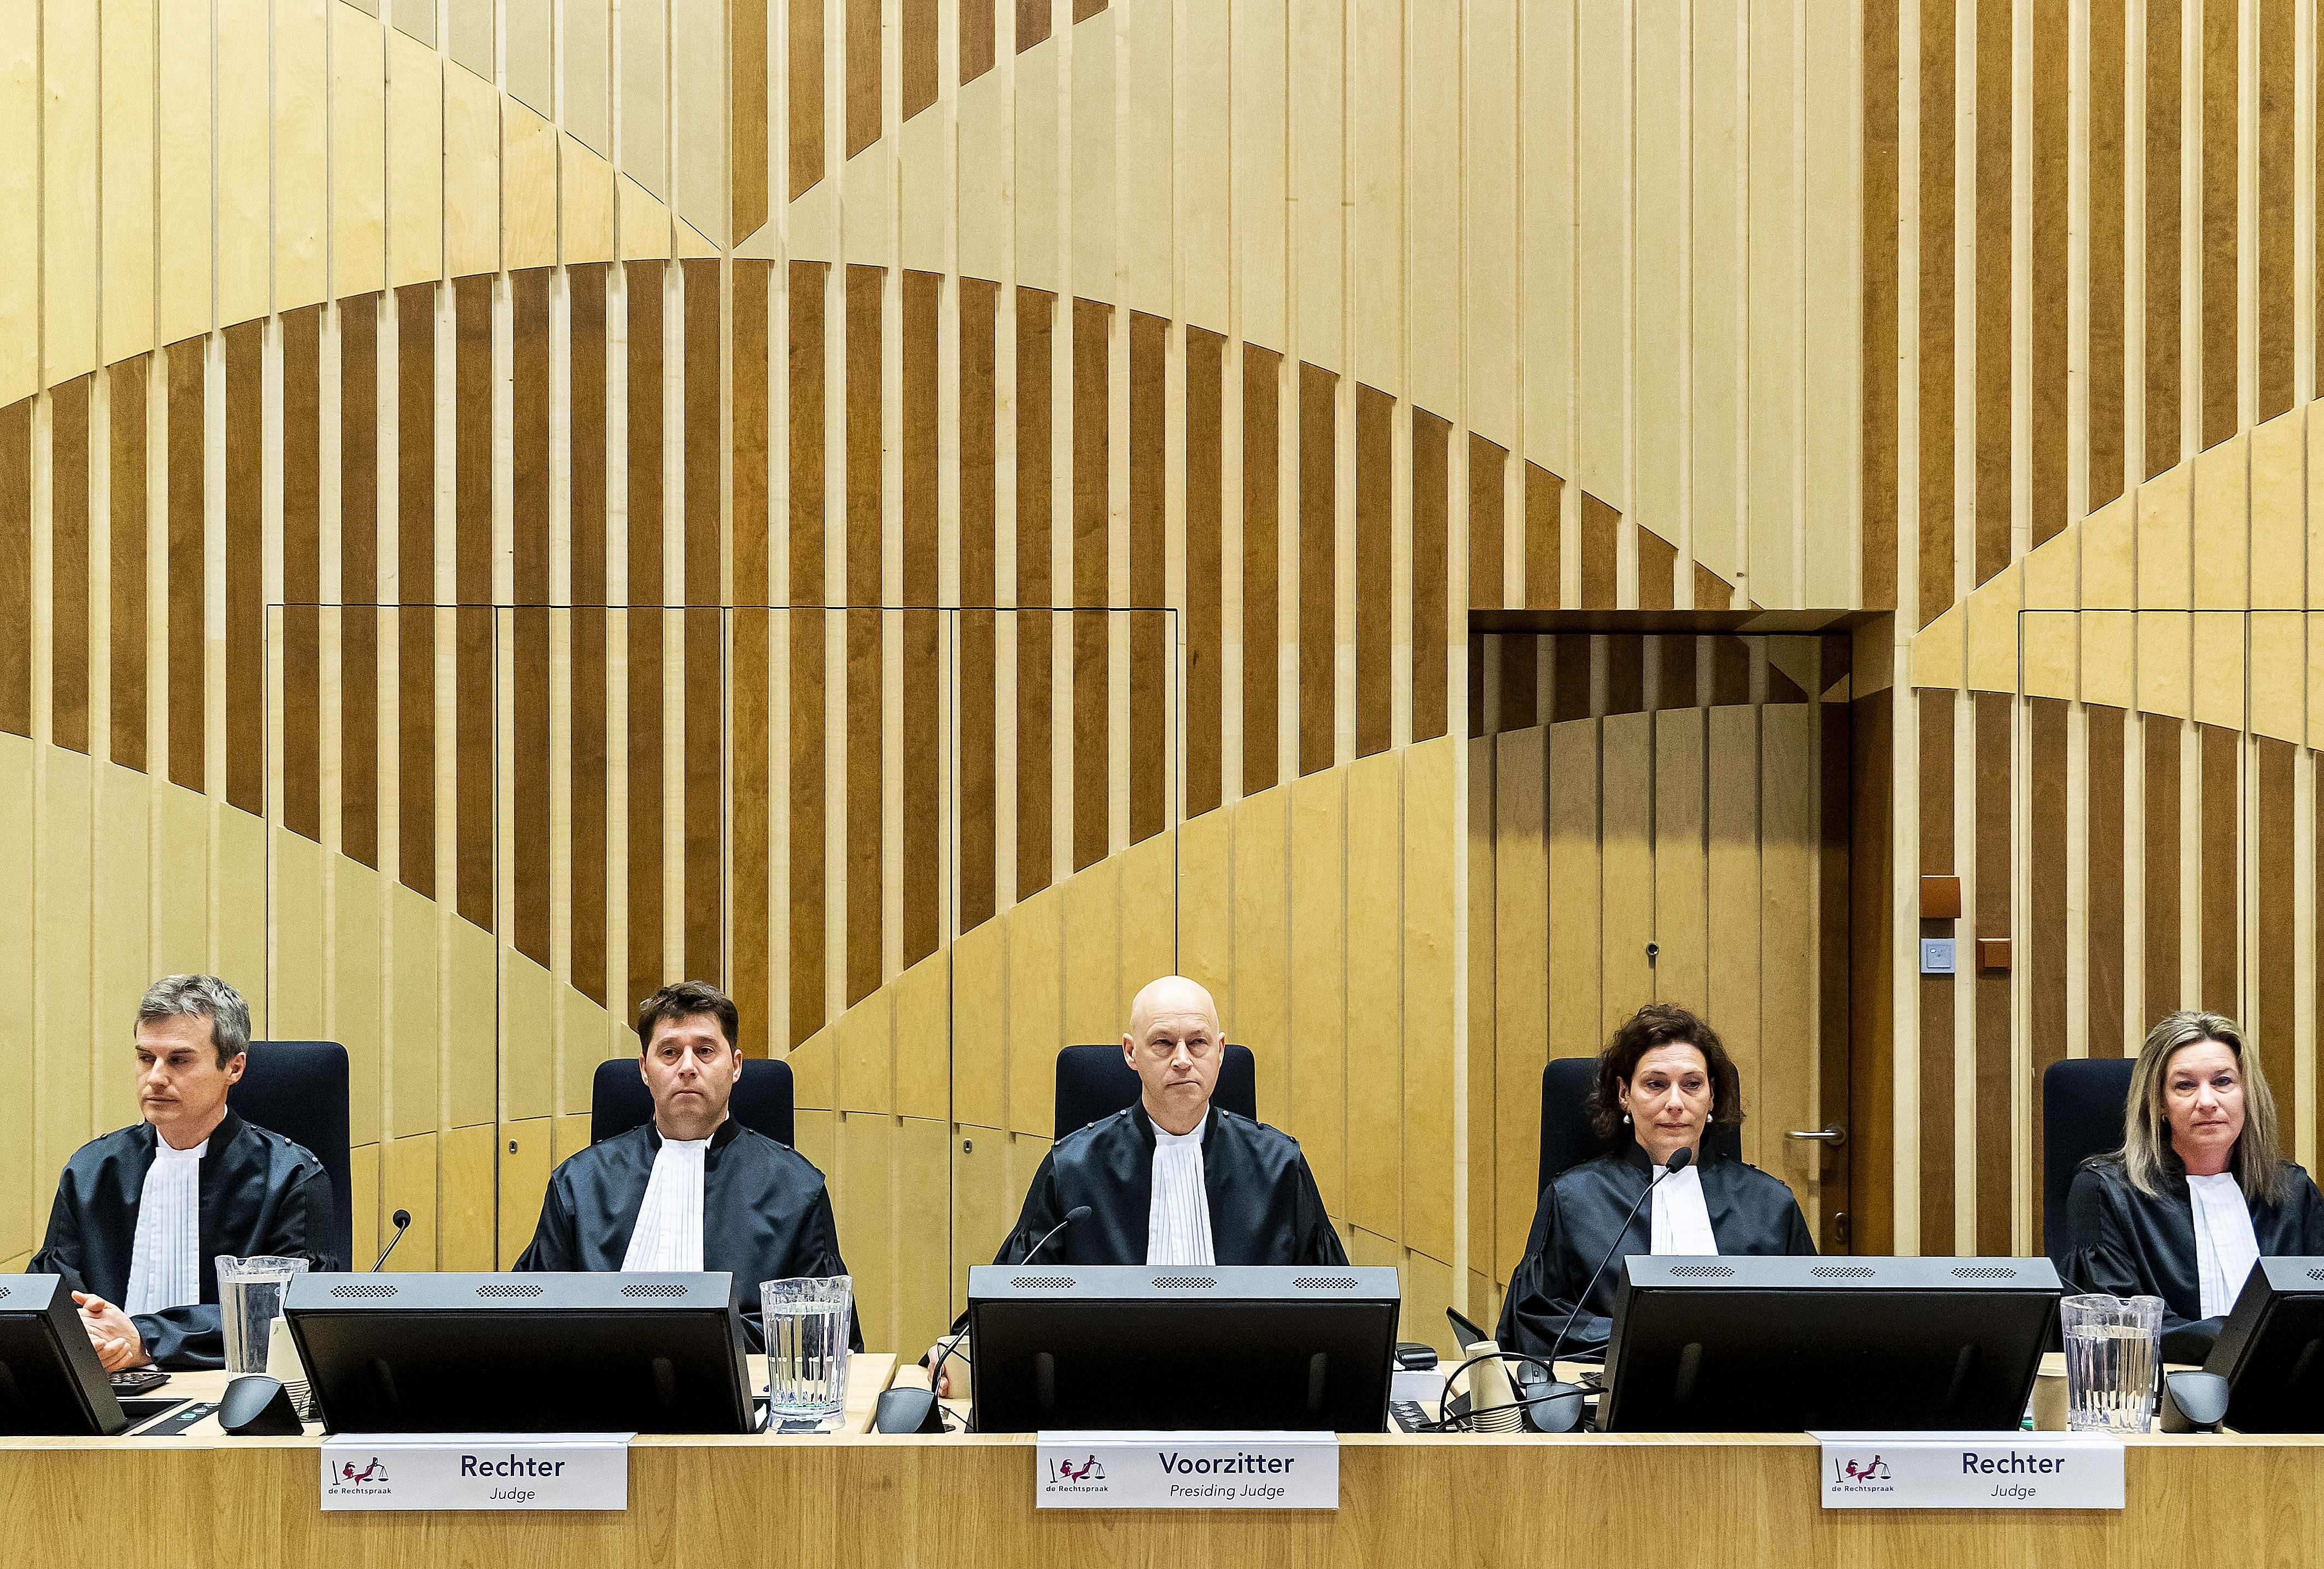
[1785,1124,1847,1146]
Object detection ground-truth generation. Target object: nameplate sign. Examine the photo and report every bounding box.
[319,1433,633,1512]
[1035,1431,1338,1510]
[1812,1432,2125,1510]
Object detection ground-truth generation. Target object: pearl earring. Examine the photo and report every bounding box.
[1621,1112,1631,1125]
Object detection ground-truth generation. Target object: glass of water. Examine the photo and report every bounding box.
[2061,1292,2163,1434]
[214,1255,311,1375]
[761,1275,852,1427]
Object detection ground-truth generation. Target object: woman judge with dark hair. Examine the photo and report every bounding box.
[2068,1011,2324,1362]
[1495,1002,1815,1361]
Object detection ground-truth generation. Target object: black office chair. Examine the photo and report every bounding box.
[2041,1057,2136,1275]
[227,1041,354,1268]
[1053,1043,1259,1144]
[589,1057,796,1147]
[1536,1055,1745,1197]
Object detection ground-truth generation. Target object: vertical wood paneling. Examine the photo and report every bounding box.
[789,265,828,1038]
[2199,0,2239,449]
[512,272,551,966]
[396,287,436,897]
[845,268,884,1002]
[2088,705,2127,1054]
[2200,723,2240,1005]
[1411,413,1448,744]
[960,283,1000,924]
[1071,300,1110,869]
[165,342,205,791]
[225,325,265,813]
[570,269,610,1006]
[50,380,89,755]
[2256,0,2296,421]
[1863,0,1900,608]
[1242,349,1281,796]
[1017,291,1054,897]
[1972,693,2010,1253]
[628,266,668,1007]
[1299,365,1335,778]
[1919,0,1958,625]
[1919,692,1955,1247]
[1128,316,1167,844]
[681,263,723,981]
[903,272,943,963]
[1186,330,1224,816]
[2146,719,2186,1017]
[454,278,494,932]
[108,360,147,769]
[284,310,322,843]
[2031,0,2069,547]
[1973,0,2013,586]
[2091,0,2128,510]
[2148,0,2186,477]
[2259,738,2297,1082]
[2029,699,2068,1237]
[1354,386,1394,759]
[791,0,826,200]
[341,302,381,871]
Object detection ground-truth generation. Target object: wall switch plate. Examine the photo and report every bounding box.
[1920,938,1957,975]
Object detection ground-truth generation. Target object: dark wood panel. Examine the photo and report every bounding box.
[1242,349,1280,796]
[2030,0,2068,546]
[1602,634,1643,716]
[1860,0,1900,609]
[50,376,89,755]
[1973,0,2012,585]
[1579,488,1616,608]
[1016,0,1050,49]
[283,309,323,843]
[1072,299,1109,867]
[2199,0,2238,449]
[904,0,937,119]
[1527,463,1562,612]
[845,267,883,1004]
[1654,633,1695,711]
[2028,698,2068,1251]
[1298,362,1335,777]
[0,399,25,739]
[225,326,263,810]
[961,0,995,83]
[1818,674,1855,1253]
[1636,524,1676,612]
[1849,687,1896,1253]
[1918,690,1955,1251]
[959,282,998,930]
[2199,723,2237,1009]
[339,302,379,870]
[1467,435,1503,611]
[1184,327,1223,816]
[732,263,772,1043]
[1919,0,1957,625]
[454,276,494,930]
[1494,633,1537,734]
[2144,717,2182,1020]
[2256,0,2294,421]
[1411,410,1448,744]
[1129,313,1166,843]
[167,336,207,792]
[1975,695,2014,1255]
[108,358,148,771]
[2089,0,2127,511]
[396,285,436,897]
[787,262,827,1042]
[847,0,881,158]
[512,272,551,963]
[731,0,769,241]
[682,261,722,982]
[1551,632,1592,722]
[1018,289,1054,897]
[903,271,941,964]
[628,262,665,1010]
[789,0,825,200]
[2257,738,2294,1104]
[2146,0,2183,479]
[2087,704,2126,1055]
[570,267,610,1005]
[1353,383,1392,759]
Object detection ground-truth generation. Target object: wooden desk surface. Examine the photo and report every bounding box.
[9,1359,2323,1568]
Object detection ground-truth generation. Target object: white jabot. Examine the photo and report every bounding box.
[2188,1172,2262,1319]
[621,1134,712,1273]
[1649,1162,1720,1256]
[125,1135,209,1317]
[1146,1113,1215,1266]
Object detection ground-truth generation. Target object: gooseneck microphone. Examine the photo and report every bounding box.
[1020,1205,1093,1268]
[895,1205,1095,1433]
[1528,1146,1695,1433]
[370,1209,413,1272]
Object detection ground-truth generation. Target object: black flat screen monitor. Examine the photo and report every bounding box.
[2206,1256,2324,1432]
[1598,1255,2059,1432]
[0,1274,130,1436]
[966,1264,1400,1433]
[283,1271,753,1434]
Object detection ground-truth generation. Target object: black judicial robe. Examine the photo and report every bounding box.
[2067,1152,2324,1363]
[1496,1141,1815,1361]
[993,1105,1347,1267]
[31,1110,341,1369]
[515,1119,861,1351]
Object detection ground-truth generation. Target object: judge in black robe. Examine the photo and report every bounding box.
[513,979,859,1352]
[1496,1001,1815,1363]
[34,1110,340,1369]
[515,1116,860,1351]
[2067,1154,2324,1362]
[2066,1011,2324,1364]
[993,1101,1347,1267]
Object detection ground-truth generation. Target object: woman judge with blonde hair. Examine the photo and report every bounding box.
[2068,1011,2324,1362]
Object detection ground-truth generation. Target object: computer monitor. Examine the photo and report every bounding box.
[283,1271,754,1434]
[1598,1255,2059,1432]
[965,1264,1400,1433]
[2206,1256,2324,1432]
[0,1274,131,1436]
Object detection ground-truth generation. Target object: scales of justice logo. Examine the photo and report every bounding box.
[328,1456,393,1494]
[1830,1454,1894,1490]
[1046,1456,1108,1488]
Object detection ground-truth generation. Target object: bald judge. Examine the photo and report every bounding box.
[932,977,1344,1389]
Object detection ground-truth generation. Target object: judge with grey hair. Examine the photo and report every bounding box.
[32,975,340,1370]
[2068,1010,2324,1362]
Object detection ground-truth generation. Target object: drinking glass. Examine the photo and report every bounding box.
[2061,1292,2163,1434]
[762,1275,853,1426]
[214,1255,311,1375]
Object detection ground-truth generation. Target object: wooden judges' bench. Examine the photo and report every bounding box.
[6,1358,2321,1568]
